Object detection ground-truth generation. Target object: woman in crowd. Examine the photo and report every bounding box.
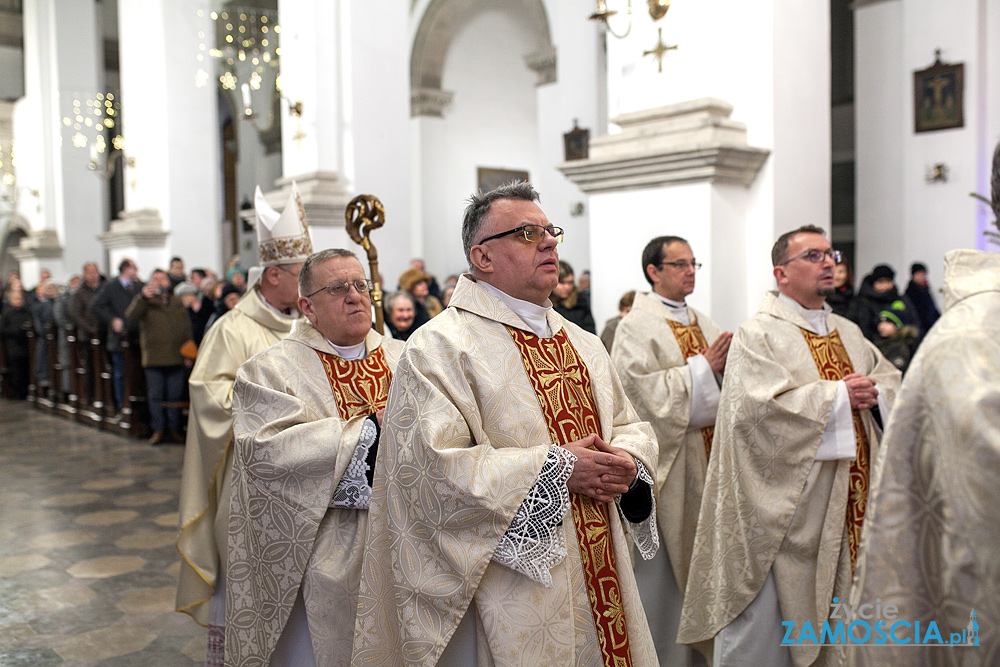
[550,260,596,334]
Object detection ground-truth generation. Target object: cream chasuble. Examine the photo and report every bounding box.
[612,291,722,592]
[353,275,659,667]
[846,249,1000,666]
[677,291,900,667]
[176,288,300,625]
[227,322,401,666]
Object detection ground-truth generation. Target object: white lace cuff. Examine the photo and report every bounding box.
[493,445,577,588]
[616,458,658,561]
[330,418,378,509]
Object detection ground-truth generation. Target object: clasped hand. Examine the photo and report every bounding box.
[843,373,879,411]
[564,434,636,503]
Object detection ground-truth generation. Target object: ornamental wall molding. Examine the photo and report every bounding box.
[10,228,63,260]
[242,171,352,229]
[410,87,455,118]
[98,209,169,250]
[558,97,770,193]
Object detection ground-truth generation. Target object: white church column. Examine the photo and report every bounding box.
[562,0,827,328]
[12,0,105,283]
[101,0,221,276]
[272,0,352,254]
[855,0,996,287]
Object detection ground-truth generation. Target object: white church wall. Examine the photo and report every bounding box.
[419,9,542,282]
[857,0,996,290]
[345,0,413,286]
[600,0,830,325]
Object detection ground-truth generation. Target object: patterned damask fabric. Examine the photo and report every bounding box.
[677,292,900,667]
[847,249,1000,666]
[176,288,299,625]
[353,274,659,667]
[227,322,401,667]
[330,416,379,510]
[494,444,577,587]
[611,292,722,593]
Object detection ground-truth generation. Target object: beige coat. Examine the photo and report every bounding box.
[353,275,659,667]
[678,292,900,666]
[176,288,299,624]
[227,321,402,667]
[846,249,1000,666]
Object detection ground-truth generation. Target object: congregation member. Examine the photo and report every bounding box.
[599,289,634,352]
[90,258,142,407]
[0,290,31,399]
[852,264,920,343]
[551,259,596,333]
[903,261,941,338]
[226,249,403,667]
[125,269,192,445]
[398,265,443,318]
[383,290,424,340]
[168,256,187,288]
[827,259,855,319]
[176,184,311,666]
[678,225,901,666]
[846,150,1000,664]
[611,235,731,666]
[354,181,660,666]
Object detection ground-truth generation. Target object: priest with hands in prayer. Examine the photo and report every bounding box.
[226,248,403,667]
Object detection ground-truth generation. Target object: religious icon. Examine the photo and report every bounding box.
[477,167,530,193]
[563,120,590,161]
[913,50,964,133]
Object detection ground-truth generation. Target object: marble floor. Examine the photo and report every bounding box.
[0,400,206,666]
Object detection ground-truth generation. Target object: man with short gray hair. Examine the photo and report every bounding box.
[355,181,660,666]
[227,248,403,666]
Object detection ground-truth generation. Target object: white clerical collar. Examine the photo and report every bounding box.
[778,292,831,336]
[652,292,690,325]
[326,338,367,361]
[478,280,553,338]
[258,288,299,319]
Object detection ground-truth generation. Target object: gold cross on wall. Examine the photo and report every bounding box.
[643,27,677,73]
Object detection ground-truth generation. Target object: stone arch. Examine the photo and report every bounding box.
[0,214,30,279]
[410,0,556,117]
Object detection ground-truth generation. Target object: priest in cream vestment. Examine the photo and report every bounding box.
[612,235,731,666]
[227,249,403,667]
[176,184,311,665]
[678,226,900,667]
[845,246,1000,666]
[353,182,660,667]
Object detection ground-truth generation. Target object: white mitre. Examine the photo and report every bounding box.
[254,182,314,267]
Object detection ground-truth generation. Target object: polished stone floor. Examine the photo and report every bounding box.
[0,400,206,666]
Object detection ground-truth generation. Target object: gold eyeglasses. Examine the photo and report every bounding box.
[479,224,564,245]
[304,279,374,299]
[779,249,843,265]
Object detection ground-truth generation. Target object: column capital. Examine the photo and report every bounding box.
[98,209,169,250]
[410,87,454,118]
[256,171,352,228]
[525,46,557,86]
[558,97,770,193]
[9,228,63,261]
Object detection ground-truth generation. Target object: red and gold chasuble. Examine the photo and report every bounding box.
[507,326,632,667]
[665,316,715,461]
[800,329,870,572]
[315,346,393,421]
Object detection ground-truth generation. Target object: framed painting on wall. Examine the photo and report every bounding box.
[477,167,530,193]
[913,52,964,133]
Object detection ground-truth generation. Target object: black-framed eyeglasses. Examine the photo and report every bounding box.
[779,248,843,265]
[658,261,702,271]
[304,279,374,299]
[478,224,564,245]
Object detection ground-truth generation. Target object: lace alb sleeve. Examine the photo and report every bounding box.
[330,417,378,510]
[615,458,658,560]
[493,444,576,588]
